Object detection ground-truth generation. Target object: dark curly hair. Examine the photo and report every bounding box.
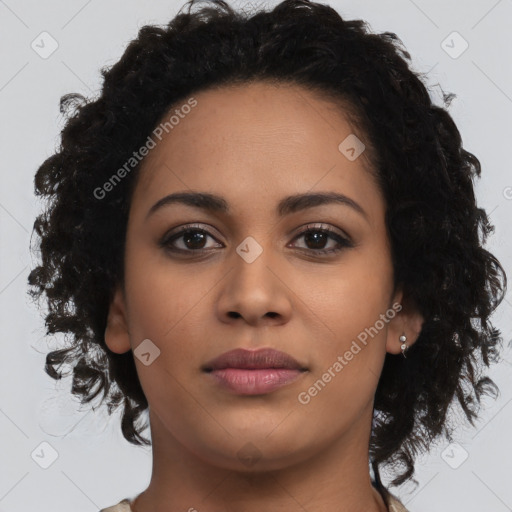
[28,0,507,488]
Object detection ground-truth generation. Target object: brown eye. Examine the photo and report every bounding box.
[160,224,223,253]
[178,230,209,250]
[290,224,353,255]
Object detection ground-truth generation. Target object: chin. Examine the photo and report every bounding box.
[188,427,318,473]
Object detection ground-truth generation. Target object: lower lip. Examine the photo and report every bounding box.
[206,368,305,395]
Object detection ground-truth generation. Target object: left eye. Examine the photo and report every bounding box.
[289,224,353,254]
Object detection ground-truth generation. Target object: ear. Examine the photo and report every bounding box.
[104,285,131,354]
[385,284,424,355]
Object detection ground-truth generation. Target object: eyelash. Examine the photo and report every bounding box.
[159,223,354,257]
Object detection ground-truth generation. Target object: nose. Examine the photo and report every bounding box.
[215,244,293,327]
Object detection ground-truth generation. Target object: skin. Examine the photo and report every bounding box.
[105,81,424,512]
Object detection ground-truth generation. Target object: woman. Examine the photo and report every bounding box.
[28,0,507,510]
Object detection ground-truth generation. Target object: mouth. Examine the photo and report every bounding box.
[202,348,308,396]
[202,347,308,372]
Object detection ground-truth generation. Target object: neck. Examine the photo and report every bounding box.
[132,407,387,512]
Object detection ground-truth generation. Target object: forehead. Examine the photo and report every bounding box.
[132,81,383,218]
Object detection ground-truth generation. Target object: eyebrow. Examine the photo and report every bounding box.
[146,191,368,221]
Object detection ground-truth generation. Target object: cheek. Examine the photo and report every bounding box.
[296,279,391,426]
[298,246,393,400]
[307,252,393,343]
[124,239,214,340]
[122,261,209,419]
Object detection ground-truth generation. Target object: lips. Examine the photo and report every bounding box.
[202,348,307,372]
[202,348,308,395]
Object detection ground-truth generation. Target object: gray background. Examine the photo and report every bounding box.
[1,0,511,511]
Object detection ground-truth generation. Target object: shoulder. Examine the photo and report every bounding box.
[372,478,409,512]
[99,492,409,512]
[381,487,409,512]
[99,498,133,512]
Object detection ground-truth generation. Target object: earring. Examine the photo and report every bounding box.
[399,333,408,358]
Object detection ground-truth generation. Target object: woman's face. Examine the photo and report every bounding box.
[106,81,415,471]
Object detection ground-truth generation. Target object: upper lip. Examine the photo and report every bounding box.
[202,348,308,372]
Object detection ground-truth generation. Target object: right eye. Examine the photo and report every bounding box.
[159,224,224,254]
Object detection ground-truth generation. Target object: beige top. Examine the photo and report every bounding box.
[380,486,409,512]
[99,487,409,512]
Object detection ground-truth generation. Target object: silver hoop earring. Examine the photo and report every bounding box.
[399,333,408,358]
